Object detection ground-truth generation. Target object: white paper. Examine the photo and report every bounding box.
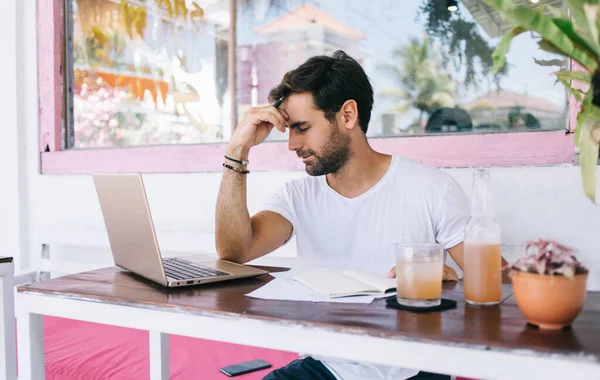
[246,270,395,304]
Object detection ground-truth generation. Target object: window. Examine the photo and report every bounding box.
[237,0,567,141]
[68,0,231,148]
[67,0,567,150]
[40,0,574,173]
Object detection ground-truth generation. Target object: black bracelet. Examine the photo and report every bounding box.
[224,155,249,166]
[223,163,250,174]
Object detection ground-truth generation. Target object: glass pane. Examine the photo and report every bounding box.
[70,0,230,148]
[237,0,566,140]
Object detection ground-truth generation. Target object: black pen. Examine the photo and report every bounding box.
[273,96,284,108]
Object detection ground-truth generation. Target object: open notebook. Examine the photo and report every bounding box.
[293,270,396,298]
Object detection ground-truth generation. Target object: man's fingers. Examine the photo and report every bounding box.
[279,108,290,120]
[267,106,288,131]
[260,106,287,131]
[251,109,286,132]
[387,266,396,278]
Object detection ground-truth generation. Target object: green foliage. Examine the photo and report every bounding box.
[380,36,456,123]
[483,0,600,204]
[418,0,507,88]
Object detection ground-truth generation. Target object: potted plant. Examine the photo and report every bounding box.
[482,0,600,204]
[505,239,589,330]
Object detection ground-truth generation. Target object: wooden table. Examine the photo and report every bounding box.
[15,264,600,380]
[0,256,15,380]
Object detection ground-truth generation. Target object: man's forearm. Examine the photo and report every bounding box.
[215,146,252,262]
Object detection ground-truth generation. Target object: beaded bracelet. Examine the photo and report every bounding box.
[224,155,249,166]
[223,162,250,174]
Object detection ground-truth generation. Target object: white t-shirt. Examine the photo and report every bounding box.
[260,155,470,380]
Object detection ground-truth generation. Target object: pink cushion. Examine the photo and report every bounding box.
[34,317,478,379]
[43,316,299,379]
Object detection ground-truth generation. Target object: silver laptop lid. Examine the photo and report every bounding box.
[93,173,168,286]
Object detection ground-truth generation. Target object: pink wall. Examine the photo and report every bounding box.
[41,131,573,174]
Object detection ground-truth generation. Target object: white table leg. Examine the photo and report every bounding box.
[149,331,169,380]
[0,262,16,380]
[16,308,44,380]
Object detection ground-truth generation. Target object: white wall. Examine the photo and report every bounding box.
[0,0,34,272]
[0,0,20,263]
[26,167,600,290]
[1,0,599,291]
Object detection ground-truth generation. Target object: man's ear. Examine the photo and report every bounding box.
[339,99,359,130]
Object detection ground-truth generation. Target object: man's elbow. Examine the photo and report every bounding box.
[216,246,248,264]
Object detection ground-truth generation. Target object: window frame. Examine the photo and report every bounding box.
[39,0,577,175]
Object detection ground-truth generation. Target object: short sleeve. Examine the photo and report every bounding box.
[260,183,296,241]
[435,177,470,249]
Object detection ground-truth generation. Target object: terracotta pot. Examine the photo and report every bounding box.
[511,271,588,330]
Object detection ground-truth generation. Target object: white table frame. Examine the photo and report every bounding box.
[15,290,600,380]
[0,260,16,380]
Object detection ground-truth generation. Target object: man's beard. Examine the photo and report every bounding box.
[297,123,353,176]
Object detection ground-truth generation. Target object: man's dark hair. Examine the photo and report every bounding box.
[268,50,374,133]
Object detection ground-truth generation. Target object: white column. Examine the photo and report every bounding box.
[0,0,32,273]
[0,261,16,380]
[149,331,170,380]
[16,305,44,380]
[0,0,20,258]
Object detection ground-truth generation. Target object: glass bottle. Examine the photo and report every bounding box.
[463,168,502,306]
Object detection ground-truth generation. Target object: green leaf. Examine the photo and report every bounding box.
[483,0,598,71]
[553,18,599,60]
[576,90,593,142]
[555,79,582,102]
[538,39,565,55]
[555,70,590,102]
[577,113,600,204]
[565,0,593,33]
[536,4,568,19]
[514,7,597,70]
[583,4,600,55]
[492,26,526,73]
[555,70,592,83]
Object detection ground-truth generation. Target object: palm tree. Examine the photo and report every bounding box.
[380,35,456,126]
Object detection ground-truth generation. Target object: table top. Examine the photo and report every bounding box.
[17,264,600,363]
[0,256,13,263]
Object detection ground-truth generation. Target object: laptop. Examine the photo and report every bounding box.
[92,173,267,287]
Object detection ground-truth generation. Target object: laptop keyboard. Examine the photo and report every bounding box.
[163,258,229,280]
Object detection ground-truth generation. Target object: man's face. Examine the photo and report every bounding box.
[281,93,352,176]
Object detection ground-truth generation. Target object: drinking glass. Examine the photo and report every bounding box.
[395,243,444,307]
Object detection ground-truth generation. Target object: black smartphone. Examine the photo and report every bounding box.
[219,359,272,377]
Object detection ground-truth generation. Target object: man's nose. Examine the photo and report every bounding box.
[288,129,302,152]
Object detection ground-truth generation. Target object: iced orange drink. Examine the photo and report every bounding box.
[463,243,502,305]
[395,243,444,307]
